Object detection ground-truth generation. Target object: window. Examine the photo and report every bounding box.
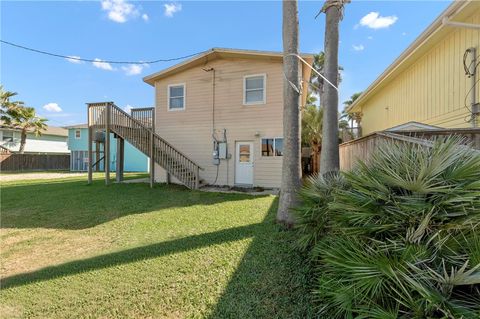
[2,131,13,142]
[244,74,266,105]
[261,138,283,157]
[75,130,81,139]
[168,84,185,110]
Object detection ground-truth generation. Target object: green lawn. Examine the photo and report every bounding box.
[0,175,313,318]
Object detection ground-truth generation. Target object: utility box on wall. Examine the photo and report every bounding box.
[218,142,227,159]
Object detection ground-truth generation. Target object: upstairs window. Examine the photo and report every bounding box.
[168,84,185,111]
[244,74,266,105]
[261,138,283,157]
[75,130,81,139]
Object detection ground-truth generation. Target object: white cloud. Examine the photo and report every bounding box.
[164,3,182,17]
[66,55,84,64]
[359,12,398,29]
[92,58,115,71]
[121,64,147,76]
[402,32,407,36]
[142,13,149,21]
[352,44,365,51]
[43,103,62,113]
[101,0,141,23]
[367,36,373,40]
[124,104,133,114]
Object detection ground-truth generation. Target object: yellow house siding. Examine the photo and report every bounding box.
[152,57,295,188]
[358,9,480,135]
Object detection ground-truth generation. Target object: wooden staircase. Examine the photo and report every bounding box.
[87,102,202,189]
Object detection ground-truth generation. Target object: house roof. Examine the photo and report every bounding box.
[0,123,68,137]
[347,0,479,114]
[64,123,88,129]
[143,47,315,86]
[386,121,442,132]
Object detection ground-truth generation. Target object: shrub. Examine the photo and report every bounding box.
[295,138,480,318]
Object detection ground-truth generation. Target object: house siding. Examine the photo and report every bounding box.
[0,129,68,154]
[153,57,292,188]
[357,9,480,135]
[67,128,149,172]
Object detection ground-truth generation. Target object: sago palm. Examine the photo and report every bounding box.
[295,137,480,318]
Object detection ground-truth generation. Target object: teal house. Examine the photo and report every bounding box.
[66,124,148,172]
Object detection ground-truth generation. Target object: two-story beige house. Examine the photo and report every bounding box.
[142,48,313,188]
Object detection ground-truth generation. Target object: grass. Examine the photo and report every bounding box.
[0,175,313,318]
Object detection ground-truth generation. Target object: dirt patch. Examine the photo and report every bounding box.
[0,172,86,182]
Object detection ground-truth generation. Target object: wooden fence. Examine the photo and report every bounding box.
[0,153,70,171]
[339,128,480,171]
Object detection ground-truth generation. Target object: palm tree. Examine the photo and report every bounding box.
[309,52,343,110]
[339,91,362,141]
[4,106,47,154]
[277,0,301,227]
[319,0,348,175]
[0,85,24,119]
[302,100,323,173]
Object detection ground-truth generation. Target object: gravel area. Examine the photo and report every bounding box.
[0,172,86,182]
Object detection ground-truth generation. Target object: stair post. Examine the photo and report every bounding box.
[105,103,111,185]
[149,130,154,188]
[116,136,124,182]
[87,104,93,184]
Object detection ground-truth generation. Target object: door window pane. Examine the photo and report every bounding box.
[239,144,250,162]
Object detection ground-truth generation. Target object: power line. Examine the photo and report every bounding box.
[0,40,209,64]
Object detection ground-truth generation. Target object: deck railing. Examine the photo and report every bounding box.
[88,102,202,189]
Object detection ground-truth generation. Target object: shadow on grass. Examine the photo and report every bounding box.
[2,192,312,317]
[0,222,263,289]
[1,178,266,230]
[208,197,314,319]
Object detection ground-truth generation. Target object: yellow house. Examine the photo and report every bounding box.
[348,0,480,136]
[143,48,313,188]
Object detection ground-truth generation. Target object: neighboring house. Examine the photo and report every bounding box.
[142,48,313,188]
[0,125,68,154]
[66,124,148,172]
[347,1,480,136]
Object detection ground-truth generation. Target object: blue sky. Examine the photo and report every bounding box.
[1,0,451,127]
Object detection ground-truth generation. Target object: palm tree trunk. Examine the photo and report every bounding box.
[19,129,27,154]
[320,0,341,175]
[277,0,301,227]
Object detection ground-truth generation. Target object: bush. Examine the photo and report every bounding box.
[295,138,480,318]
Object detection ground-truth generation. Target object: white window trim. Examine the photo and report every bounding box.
[75,129,81,139]
[167,83,186,111]
[261,137,283,157]
[243,74,266,106]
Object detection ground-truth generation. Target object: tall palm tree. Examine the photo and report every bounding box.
[341,91,362,122]
[277,0,300,227]
[319,0,348,175]
[4,106,47,154]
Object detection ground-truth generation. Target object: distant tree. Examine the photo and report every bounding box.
[309,52,343,109]
[1,86,47,153]
[302,94,323,173]
[341,91,362,122]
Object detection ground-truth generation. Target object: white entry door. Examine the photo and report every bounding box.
[235,141,254,185]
